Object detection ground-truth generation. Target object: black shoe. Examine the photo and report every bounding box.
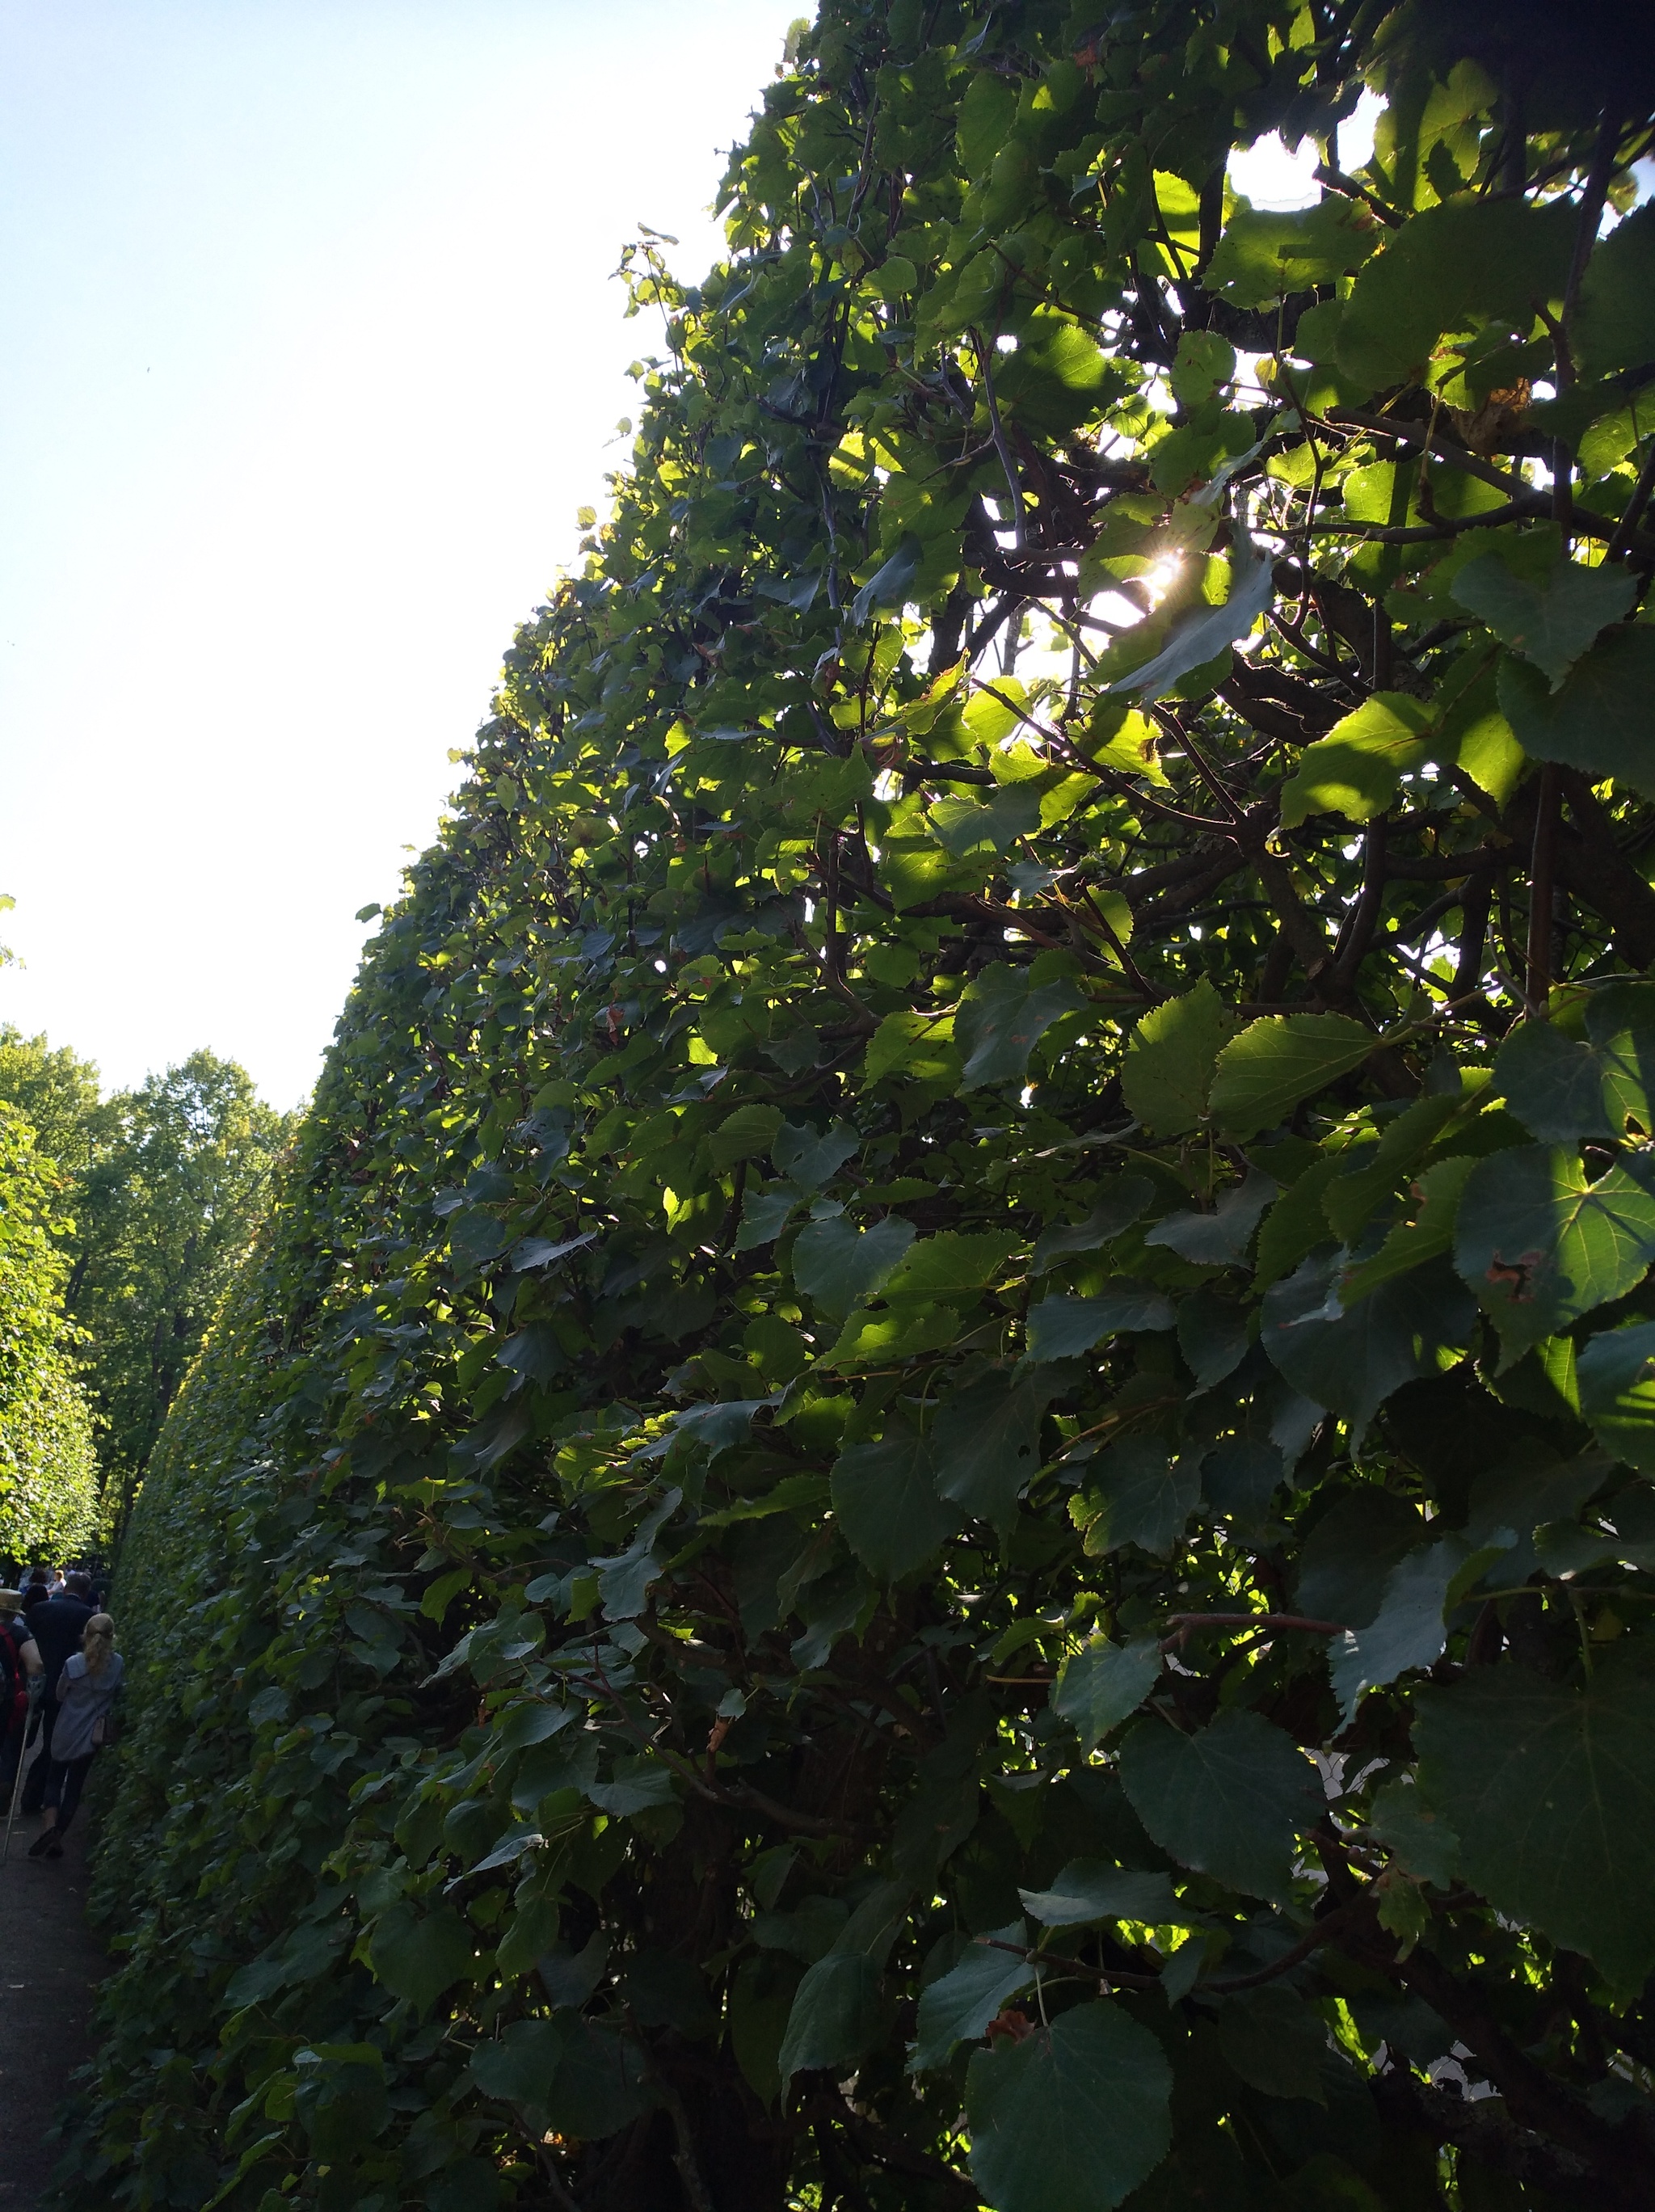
[26,1828,54,1859]
[44,1839,62,1860]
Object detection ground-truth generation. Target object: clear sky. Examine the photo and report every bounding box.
[0,0,803,1107]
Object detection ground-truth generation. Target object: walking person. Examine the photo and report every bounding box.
[19,1571,95,1814]
[28,1613,121,1860]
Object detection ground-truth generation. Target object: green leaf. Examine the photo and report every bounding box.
[1105,539,1274,701]
[850,533,922,626]
[779,1949,883,2081]
[1206,197,1376,308]
[1118,1709,1323,1902]
[1209,1013,1377,1141]
[1051,1636,1163,1751]
[1452,555,1635,689]
[930,782,1042,856]
[541,2018,651,2139]
[863,1010,962,1088]
[708,1102,785,1169]
[1276,693,1434,829]
[1337,196,1574,387]
[792,1214,916,1316]
[1497,626,1655,798]
[1168,331,1235,407]
[831,1426,957,1581]
[933,1366,1055,1533]
[1495,989,1655,1143]
[1080,1440,1200,1557]
[1327,1532,1514,1721]
[1216,1987,1328,2103]
[1575,201,1655,381]
[1263,1249,1475,1430]
[1576,1320,1655,1475]
[1032,1178,1153,1270]
[773,1121,860,1191]
[954,963,1087,1089]
[470,2018,562,2106]
[1294,1486,1426,1633]
[1024,1286,1176,1362]
[1017,1860,1181,1928]
[882,1228,1020,1301]
[736,1185,799,1251]
[1413,1663,1655,1988]
[367,1904,475,2013]
[1367,1776,1459,1890]
[1176,1290,1249,1391]
[1120,980,1230,1137]
[1145,1168,1278,1266]
[1337,1155,1477,1305]
[965,2000,1173,2212]
[1453,1144,1655,1363]
[910,1921,1032,2071]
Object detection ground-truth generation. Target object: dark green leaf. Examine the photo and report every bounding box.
[792,1214,916,1316]
[1452,555,1634,688]
[773,1121,860,1192]
[1217,1987,1327,2103]
[1080,1439,1200,1557]
[1051,1636,1163,1751]
[966,1999,1173,2212]
[1498,626,1655,799]
[778,1950,883,2081]
[1017,1860,1181,1928]
[1118,1709,1323,1902]
[1261,1250,1475,1430]
[910,1922,1032,2071]
[1454,1143,1655,1363]
[1032,1178,1153,1270]
[831,1426,957,1580]
[1414,1663,1655,1987]
[367,1905,475,2013]
[933,1366,1055,1532]
[1575,201,1655,381]
[1494,993,1655,1144]
[954,963,1087,1089]
[1025,1286,1176,1362]
[1147,1169,1278,1266]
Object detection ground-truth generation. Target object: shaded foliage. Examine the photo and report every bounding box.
[65,6,1655,2212]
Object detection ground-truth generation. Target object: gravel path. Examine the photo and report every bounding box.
[0,1738,107,2212]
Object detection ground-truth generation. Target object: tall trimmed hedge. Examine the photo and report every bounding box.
[66,5,1655,2210]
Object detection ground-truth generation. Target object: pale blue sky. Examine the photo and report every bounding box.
[0,0,801,1106]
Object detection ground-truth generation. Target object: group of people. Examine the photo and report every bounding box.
[0,1568,123,1860]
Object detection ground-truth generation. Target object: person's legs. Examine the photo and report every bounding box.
[52,1755,92,1835]
[19,1697,56,1813]
[27,1757,68,1856]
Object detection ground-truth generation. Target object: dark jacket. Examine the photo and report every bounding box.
[27,1597,94,1691]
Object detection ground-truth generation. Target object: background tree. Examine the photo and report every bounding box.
[0,1110,99,1564]
[65,5,1655,2212]
[0,1033,297,1525]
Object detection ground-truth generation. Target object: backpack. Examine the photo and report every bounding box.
[0,1624,29,1732]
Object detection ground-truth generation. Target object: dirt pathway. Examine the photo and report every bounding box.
[0,1740,107,2210]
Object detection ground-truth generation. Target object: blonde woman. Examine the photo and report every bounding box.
[28,1612,122,1861]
